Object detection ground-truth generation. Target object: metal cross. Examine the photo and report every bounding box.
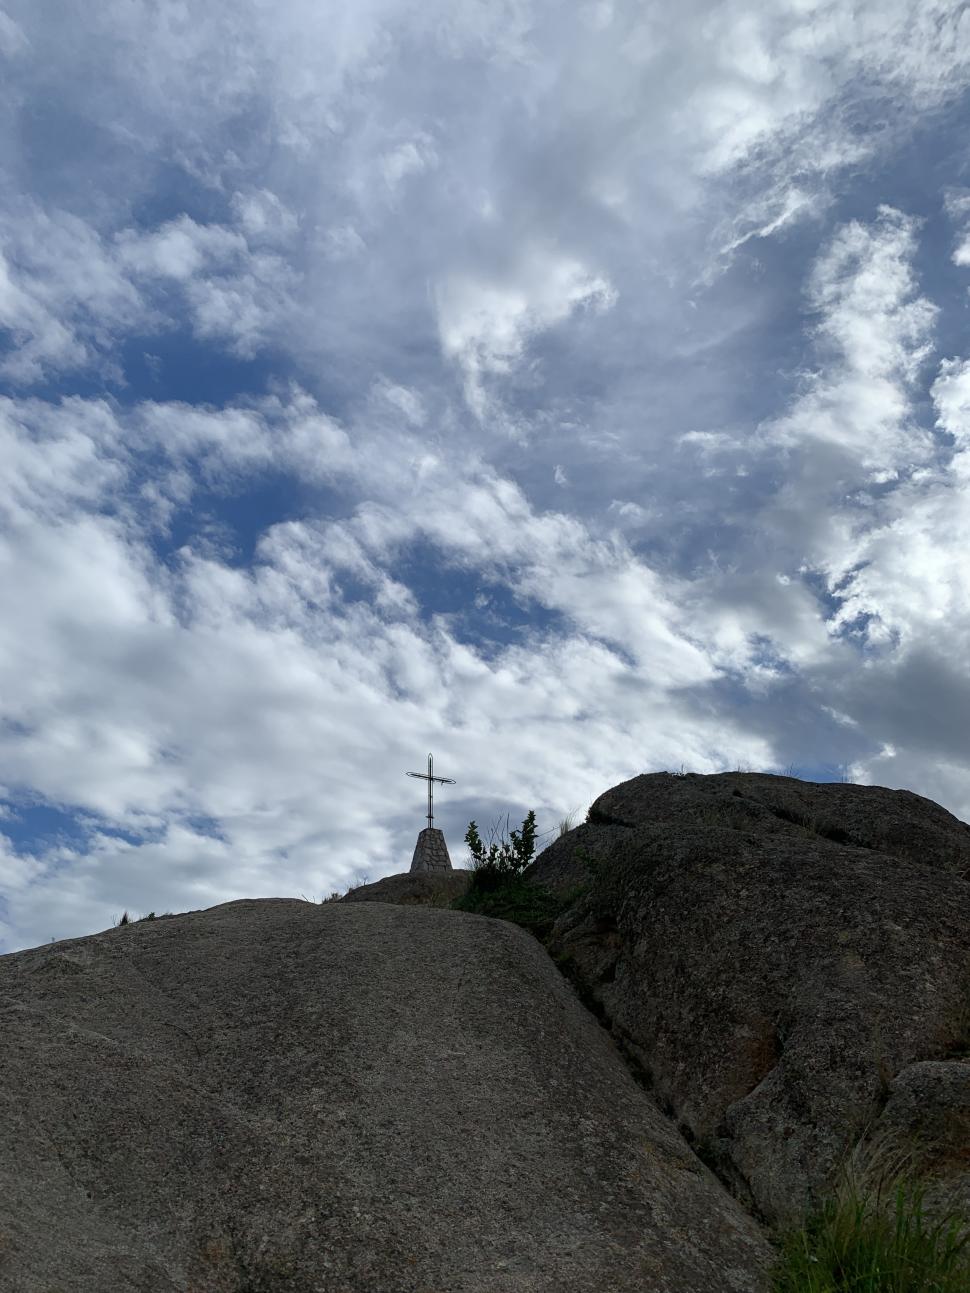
[406,753,456,830]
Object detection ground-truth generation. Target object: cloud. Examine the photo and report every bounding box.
[0,396,127,524]
[230,189,300,243]
[5,2,970,952]
[0,194,302,385]
[116,205,302,358]
[0,8,27,57]
[436,255,616,416]
[0,204,146,384]
[0,380,772,951]
[379,135,438,191]
[766,207,936,476]
[815,356,970,658]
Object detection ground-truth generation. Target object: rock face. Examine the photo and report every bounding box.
[0,898,775,1293]
[409,826,453,873]
[874,1060,970,1219]
[528,772,970,1227]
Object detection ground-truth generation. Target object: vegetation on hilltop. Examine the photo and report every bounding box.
[767,1131,970,1291]
[452,809,579,940]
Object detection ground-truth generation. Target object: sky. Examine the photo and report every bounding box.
[3,0,970,952]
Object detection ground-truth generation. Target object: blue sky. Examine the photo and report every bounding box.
[3,0,970,951]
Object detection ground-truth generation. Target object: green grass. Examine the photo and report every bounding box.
[768,1134,970,1292]
[451,872,575,941]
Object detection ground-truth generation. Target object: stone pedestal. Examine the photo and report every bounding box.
[409,827,453,874]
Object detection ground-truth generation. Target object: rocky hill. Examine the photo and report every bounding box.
[0,896,772,1292]
[528,773,970,1228]
[2,771,969,1291]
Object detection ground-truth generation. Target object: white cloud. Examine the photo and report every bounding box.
[117,216,244,281]
[0,382,773,951]
[945,190,970,266]
[933,356,970,451]
[684,1,970,176]
[674,206,969,760]
[767,208,936,475]
[0,194,305,383]
[320,224,366,260]
[0,8,27,57]
[815,355,970,655]
[6,2,970,951]
[117,207,301,358]
[230,189,299,243]
[0,205,146,384]
[0,396,126,525]
[436,254,616,415]
[380,136,438,190]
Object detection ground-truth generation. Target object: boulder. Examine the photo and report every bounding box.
[870,1059,970,1221]
[529,772,970,1227]
[340,868,472,907]
[0,898,775,1292]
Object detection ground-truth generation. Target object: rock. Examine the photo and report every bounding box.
[0,898,775,1292]
[340,868,472,906]
[529,772,970,1227]
[587,771,970,874]
[870,1060,970,1221]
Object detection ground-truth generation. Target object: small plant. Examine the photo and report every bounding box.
[113,909,174,927]
[768,1132,970,1292]
[455,810,570,939]
[453,874,567,941]
[465,810,537,888]
[558,811,578,837]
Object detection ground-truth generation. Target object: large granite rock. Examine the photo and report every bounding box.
[871,1060,970,1219]
[529,772,970,1227]
[0,898,775,1293]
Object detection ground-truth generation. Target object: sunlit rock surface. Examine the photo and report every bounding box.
[529,772,970,1226]
[0,897,774,1292]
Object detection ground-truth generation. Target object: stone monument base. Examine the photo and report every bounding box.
[409,827,453,874]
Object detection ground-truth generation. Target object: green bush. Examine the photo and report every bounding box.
[454,872,568,940]
[454,810,570,939]
[464,810,537,888]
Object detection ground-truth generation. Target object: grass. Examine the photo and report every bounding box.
[113,909,175,926]
[451,871,573,941]
[317,875,370,903]
[767,1132,970,1292]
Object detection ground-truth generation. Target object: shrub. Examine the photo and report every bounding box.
[454,810,571,939]
[454,872,568,940]
[464,810,537,890]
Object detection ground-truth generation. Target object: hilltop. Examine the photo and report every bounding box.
[2,771,970,1290]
